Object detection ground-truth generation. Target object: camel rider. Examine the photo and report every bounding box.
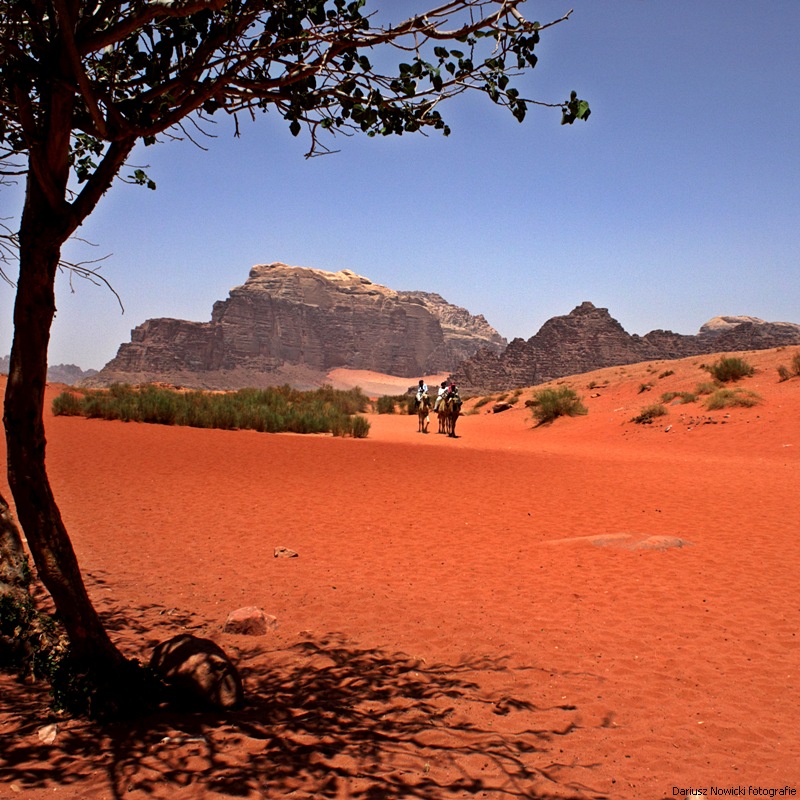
[415,379,428,408]
[434,380,447,411]
[446,383,461,405]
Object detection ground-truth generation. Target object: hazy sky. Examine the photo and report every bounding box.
[2,0,798,370]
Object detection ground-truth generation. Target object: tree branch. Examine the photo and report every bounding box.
[66,138,136,237]
[52,0,110,139]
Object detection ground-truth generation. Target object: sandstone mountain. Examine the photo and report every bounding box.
[88,263,506,389]
[0,356,97,386]
[451,302,800,393]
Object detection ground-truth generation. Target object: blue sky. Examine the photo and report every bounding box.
[2,0,799,370]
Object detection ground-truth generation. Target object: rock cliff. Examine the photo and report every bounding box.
[0,356,97,386]
[90,263,506,389]
[451,302,800,393]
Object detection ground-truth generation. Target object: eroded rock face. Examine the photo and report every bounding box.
[90,263,506,388]
[451,302,800,393]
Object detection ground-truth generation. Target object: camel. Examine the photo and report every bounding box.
[437,393,462,437]
[417,393,431,433]
[436,396,450,434]
[445,394,462,437]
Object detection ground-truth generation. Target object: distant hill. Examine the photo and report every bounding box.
[0,356,97,386]
[86,262,507,390]
[451,302,800,393]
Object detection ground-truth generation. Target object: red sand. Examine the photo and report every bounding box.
[1,348,799,799]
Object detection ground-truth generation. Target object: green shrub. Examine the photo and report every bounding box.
[530,386,587,425]
[706,388,762,410]
[703,356,755,383]
[51,392,84,416]
[631,404,668,424]
[661,391,697,405]
[658,369,675,379]
[375,395,397,414]
[473,396,492,409]
[51,383,371,437]
[350,415,371,439]
[694,381,719,396]
[779,351,800,381]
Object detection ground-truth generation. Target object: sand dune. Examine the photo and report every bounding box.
[1,347,798,799]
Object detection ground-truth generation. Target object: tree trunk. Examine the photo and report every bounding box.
[3,176,132,707]
[4,202,123,665]
[0,491,29,596]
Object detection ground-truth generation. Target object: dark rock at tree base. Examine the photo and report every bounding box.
[150,634,243,710]
[87,263,506,389]
[451,302,800,393]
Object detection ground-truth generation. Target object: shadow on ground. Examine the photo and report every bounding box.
[2,606,611,799]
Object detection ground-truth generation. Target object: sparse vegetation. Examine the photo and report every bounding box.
[776,350,800,382]
[638,382,654,393]
[702,356,755,383]
[658,369,675,379]
[661,391,697,405]
[706,388,762,410]
[375,395,398,414]
[53,384,372,437]
[631,404,669,424]
[694,381,720,396]
[473,396,493,410]
[529,387,588,425]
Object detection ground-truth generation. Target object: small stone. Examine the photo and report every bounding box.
[37,724,58,744]
[224,606,277,636]
[274,546,299,558]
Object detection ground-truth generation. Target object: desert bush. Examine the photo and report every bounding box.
[473,396,492,409]
[661,391,697,405]
[530,386,587,425]
[631,404,668,424]
[375,395,397,414]
[638,382,654,393]
[694,381,720,396]
[51,392,84,416]
[702,356,755,383]
[779,351,800,381]
[658,369,675,379]
[706,388,762,410]
[51,384,371,437]
[350,415,371,439]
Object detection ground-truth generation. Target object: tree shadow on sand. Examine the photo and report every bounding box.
[2,611,611,799]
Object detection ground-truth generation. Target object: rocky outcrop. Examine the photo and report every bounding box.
[451,302,800,393]
[0,356,97,385]
[89,263,506,389]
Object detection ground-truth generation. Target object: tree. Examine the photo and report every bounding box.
[0,0,588,714]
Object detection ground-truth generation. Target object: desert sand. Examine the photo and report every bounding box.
[1,348,798,799]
